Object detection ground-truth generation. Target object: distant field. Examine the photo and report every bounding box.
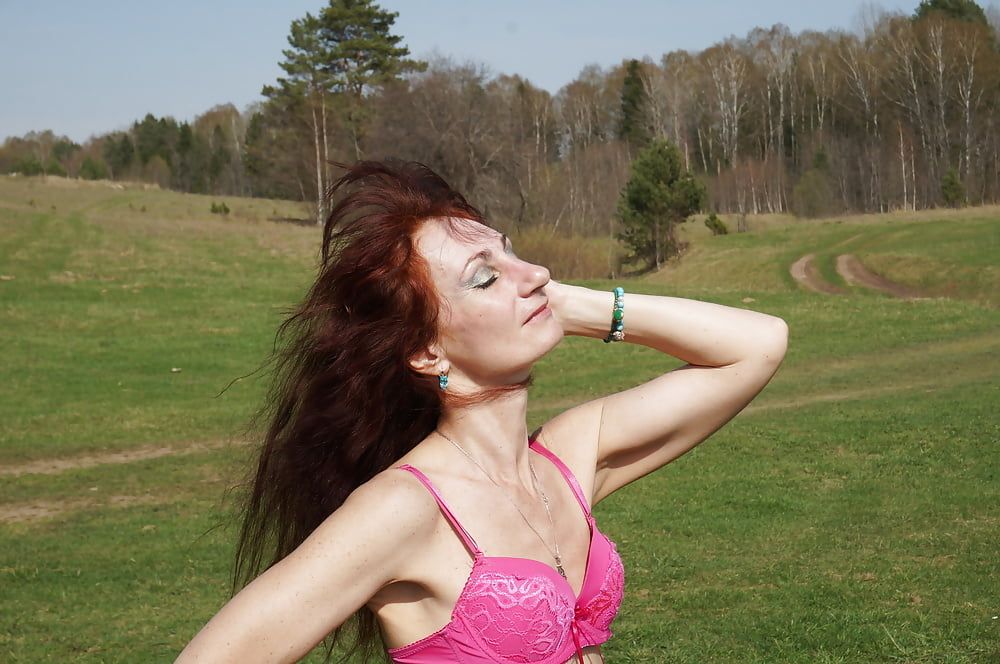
[663,206,1000,309]
[1,176,997,663]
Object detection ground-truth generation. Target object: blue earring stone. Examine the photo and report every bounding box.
[438,373,448,390]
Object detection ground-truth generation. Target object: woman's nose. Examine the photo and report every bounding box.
[517,258,550,296]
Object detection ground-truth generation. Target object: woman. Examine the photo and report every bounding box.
[177,160,788,663]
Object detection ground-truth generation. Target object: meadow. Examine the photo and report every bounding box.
[1,175,997,663]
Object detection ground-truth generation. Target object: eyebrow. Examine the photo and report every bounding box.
[461,233,508,275]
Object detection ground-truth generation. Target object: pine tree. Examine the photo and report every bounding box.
[940,168,966,207]
[102,133,134,180]
[264,0,423,224]
[133,114,179,168]
[617,139,706,271]
[79,156,108,181]
[914,0,988,25]
[316,0,424,158]
[264,12,330,223]
[618,59,650,148]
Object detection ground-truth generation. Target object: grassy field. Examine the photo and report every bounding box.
[1,175,997,663]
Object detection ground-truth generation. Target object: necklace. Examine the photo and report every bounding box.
[436,429,567,579]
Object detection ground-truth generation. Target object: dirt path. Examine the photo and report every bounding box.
[0,438,247,478]
[835,254,925,300]
[790,251,927,301]
[789,253,846,294]
[0,494,170,524]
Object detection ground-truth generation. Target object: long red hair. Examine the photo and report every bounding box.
[231,160,531,661]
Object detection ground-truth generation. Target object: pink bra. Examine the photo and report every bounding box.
[388,438,624,664]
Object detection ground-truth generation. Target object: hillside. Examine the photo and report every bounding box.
[1,175,997,662]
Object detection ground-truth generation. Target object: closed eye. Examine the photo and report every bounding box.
[475,274,499,289]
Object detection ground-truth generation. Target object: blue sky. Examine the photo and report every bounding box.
[1,0,921,143]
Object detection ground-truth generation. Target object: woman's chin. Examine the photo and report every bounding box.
[536,325,565,357]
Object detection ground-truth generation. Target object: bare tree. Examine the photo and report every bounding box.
[701,41,751,172]
[837,32,886,210]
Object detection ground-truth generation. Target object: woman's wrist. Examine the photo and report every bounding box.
[545,281,622,339]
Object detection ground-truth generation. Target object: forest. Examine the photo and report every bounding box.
[3,0,1000,235]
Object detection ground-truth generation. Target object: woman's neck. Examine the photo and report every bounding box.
[435,389,533,486]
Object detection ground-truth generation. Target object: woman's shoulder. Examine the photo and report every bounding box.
[531,419,601,505]
[313,463,442,556]
[342,463,455,595]
[351,463,440,520]
[536,414,599,457]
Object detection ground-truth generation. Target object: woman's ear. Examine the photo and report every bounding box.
[408,345,449,378]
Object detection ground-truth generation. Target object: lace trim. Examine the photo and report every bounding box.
[457,571,575,663]
[576,540,625,631]
[388,528,624,661]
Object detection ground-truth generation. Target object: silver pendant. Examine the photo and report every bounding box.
[556,563,567,579]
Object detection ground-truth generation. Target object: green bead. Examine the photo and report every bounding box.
[613,309,623,321]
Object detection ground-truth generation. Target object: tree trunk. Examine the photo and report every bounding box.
[654,219,662,269]
[898,120,908,211]
[322,94,330,195]
[311,101,325,226]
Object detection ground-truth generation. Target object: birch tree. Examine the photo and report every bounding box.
[701,41,750,172]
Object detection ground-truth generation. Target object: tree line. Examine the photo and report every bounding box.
[3,0,1000,233]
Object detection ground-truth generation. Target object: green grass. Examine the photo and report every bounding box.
[660,210,999,308]
[1,176,998,663]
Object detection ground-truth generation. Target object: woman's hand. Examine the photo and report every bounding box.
[541,278,572,335]
[543,280,620,339]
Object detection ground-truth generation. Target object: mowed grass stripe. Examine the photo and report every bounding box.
[0,438,245,478]
[0,445,243,517]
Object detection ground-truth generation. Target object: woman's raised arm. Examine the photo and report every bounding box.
[541,281,788,504]
[175,470,434,664]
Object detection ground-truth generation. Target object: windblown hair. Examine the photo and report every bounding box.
[231,160,531,662]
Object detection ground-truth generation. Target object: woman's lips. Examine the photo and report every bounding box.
[525,303,551,324]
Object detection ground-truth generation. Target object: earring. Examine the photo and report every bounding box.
[438,371,449,390]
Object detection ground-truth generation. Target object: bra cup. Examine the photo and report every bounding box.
[454,569,575,662]
[576,539,625,635]
[389,531,625,663]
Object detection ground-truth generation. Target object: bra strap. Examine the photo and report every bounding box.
[529,437,593,518]
[397,464,482,556]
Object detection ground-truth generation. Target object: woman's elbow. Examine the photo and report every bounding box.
[761,316,789,365]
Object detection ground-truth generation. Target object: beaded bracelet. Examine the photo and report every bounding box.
[603,286,625,343]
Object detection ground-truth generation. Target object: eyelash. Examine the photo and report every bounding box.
[475,274,499,289]
[473,242,514,289]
